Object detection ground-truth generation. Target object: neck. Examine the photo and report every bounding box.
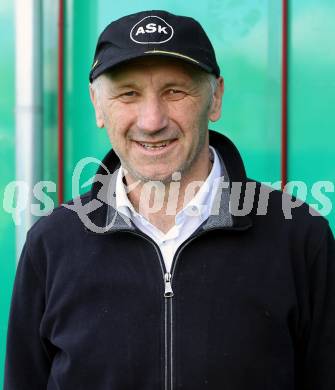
[125,146,212,233]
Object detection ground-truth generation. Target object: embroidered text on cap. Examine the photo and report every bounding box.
[130,15,174,44]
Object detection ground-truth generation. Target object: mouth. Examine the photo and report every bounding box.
[134,139,177,151]
[136,140,173,149]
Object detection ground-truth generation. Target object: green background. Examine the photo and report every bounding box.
[1,0,334,386]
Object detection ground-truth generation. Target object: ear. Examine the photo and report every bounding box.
[89,83,105,128]
[208,77,224,122]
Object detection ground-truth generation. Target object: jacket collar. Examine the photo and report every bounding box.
[83,130,252,234]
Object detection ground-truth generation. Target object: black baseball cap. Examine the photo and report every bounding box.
[89,10,220,82]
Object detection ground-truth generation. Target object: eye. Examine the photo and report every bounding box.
[165,89,186,101]
[118,90,138,102]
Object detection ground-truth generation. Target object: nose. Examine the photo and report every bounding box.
[136,93,169,133]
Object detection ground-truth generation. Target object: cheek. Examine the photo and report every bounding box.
[171,99,209,135]
[102,106,134,141]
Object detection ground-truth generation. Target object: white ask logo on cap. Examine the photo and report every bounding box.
[130,15,174,44]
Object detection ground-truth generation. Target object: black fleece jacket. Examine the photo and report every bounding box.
[4,130,335,390]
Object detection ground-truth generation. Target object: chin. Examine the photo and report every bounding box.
[130,163,176,182]
[141,173,171,184]
[131,168,173,184]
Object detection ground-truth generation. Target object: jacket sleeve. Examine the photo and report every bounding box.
[301,225,335,389]
[4,240,51,389]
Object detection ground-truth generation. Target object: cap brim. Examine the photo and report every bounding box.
[89,48,215,82]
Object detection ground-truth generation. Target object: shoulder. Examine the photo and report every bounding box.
[26,191,92,251]
[247,180,332,259]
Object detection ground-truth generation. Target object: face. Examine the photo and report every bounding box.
[90,56,223,183]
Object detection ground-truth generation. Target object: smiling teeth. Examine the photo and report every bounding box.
[139,141,170,149]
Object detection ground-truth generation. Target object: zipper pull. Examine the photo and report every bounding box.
[164,272,174,298]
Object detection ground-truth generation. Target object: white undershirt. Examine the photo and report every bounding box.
[115,146,222,272]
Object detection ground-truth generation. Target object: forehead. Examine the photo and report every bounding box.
[105,56,205,82]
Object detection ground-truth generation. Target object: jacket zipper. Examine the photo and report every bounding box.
[164,272,174,297]
[165,234,205,390]
[124,231,171,390]
[116,229,209,390]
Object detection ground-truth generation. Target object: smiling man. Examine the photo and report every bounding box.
[89,55,223,233]
[4,10,335,390]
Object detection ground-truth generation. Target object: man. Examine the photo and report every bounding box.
[4,10,335,390]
